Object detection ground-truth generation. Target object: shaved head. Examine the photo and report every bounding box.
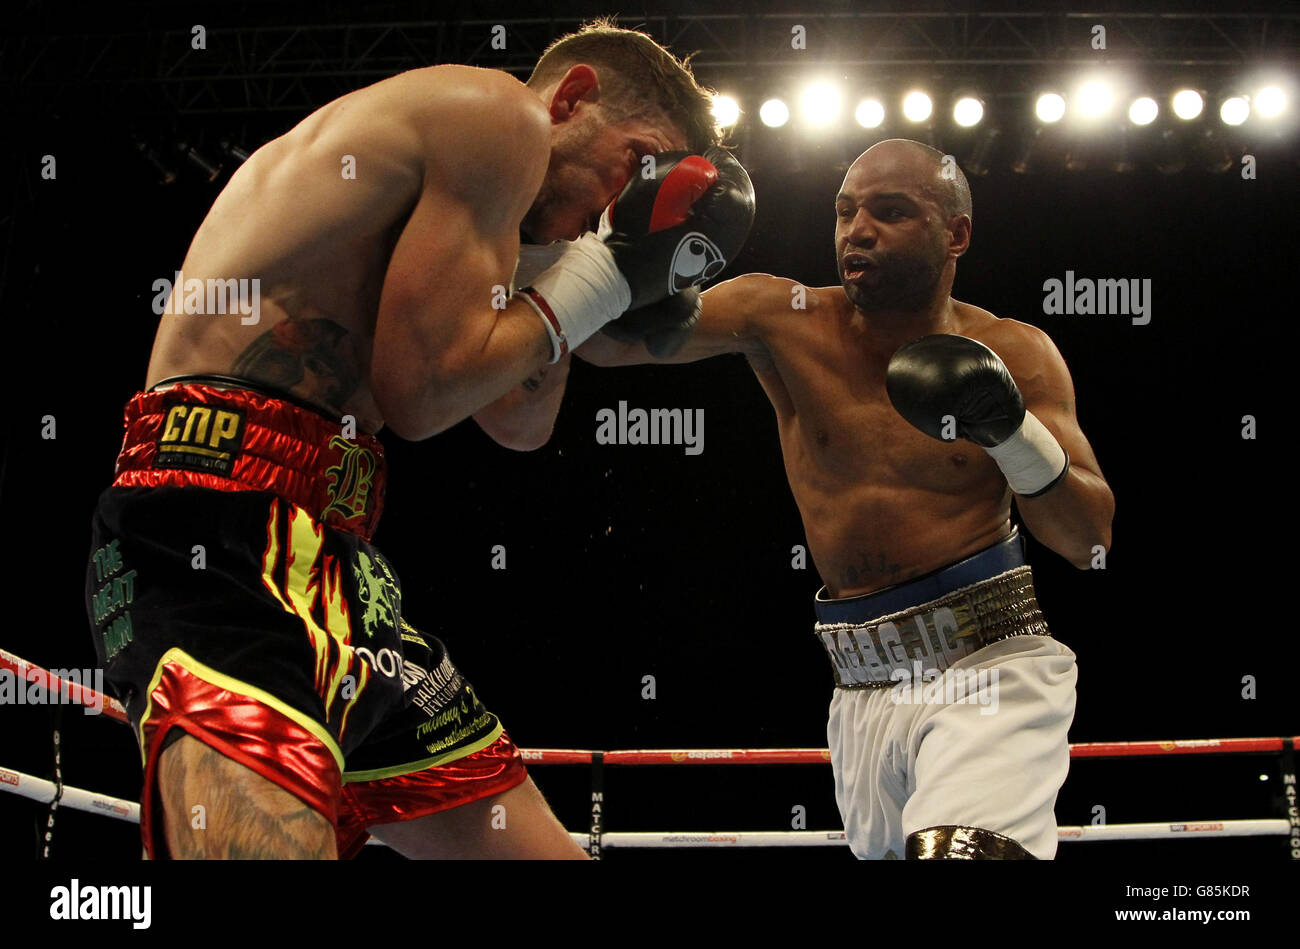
[844,139,972,223]
[833,139,973,314]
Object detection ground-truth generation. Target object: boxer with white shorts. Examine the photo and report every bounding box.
[580,138,1114,859]
[817,529,1077,859]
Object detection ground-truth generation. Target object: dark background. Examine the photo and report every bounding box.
[1,0,1296,875]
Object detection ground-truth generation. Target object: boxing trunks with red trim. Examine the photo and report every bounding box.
[84,377,527,858]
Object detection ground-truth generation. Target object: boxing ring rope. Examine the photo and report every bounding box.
[3,651,1296,852]
[517,738,1296,763]
[1,648,128,724]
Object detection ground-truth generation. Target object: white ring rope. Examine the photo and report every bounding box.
[1,765,1288,847]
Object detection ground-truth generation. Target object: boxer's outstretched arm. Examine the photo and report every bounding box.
[372,70,555,440]
[473,265,780,446]
[576,273,778,366]
[981,321,1115,568]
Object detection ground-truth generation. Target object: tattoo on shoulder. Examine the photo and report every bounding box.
[231,318,361,408]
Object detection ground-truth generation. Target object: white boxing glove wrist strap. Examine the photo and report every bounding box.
[517,234,630,363]
[983,410,1070,497]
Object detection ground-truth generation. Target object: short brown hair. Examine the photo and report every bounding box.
[527,18,720,151]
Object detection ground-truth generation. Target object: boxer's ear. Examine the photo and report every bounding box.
[549,64,600,120]
[947,213,972,258]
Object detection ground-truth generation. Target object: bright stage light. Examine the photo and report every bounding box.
[712,95,740,129]
[1255,86,1286,119]
[1172,89,1204,120]
[1128,96,1158,126]
[759,98,789,128]
[1076,81,1113,118]
[953,97,984,127]
[1035,93,1066,123]
[800,82,842,126]
[854,98,885,128]
[1220,96,1249,126]
[902,91,932,122]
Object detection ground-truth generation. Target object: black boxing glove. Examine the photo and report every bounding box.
[886,334,1070,497]
[600,147,754,310]
[601,287,702,358]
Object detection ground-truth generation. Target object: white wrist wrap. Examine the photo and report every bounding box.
[517,234,630,363]
[513,242,568,290]
[983,411,1069,496]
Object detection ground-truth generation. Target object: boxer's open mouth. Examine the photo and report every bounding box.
[842,253,878,282]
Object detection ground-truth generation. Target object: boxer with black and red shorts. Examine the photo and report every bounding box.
[84,19,754,859]
[88,379,529,859]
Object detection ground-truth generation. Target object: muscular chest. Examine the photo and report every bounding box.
[766,330,997,494]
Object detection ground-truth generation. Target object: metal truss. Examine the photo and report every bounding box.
[4,5,1299,119]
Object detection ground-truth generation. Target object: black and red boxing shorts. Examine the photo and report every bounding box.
[84,378,527,859]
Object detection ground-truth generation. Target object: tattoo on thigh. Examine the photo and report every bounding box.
[160,743,200,859]
[231,317,361,408]
[160,739,335,859]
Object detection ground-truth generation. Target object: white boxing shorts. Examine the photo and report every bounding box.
[815,529,1078,859]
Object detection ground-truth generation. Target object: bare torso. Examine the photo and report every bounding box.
[747,281,1013,597]
[146,65,529,433]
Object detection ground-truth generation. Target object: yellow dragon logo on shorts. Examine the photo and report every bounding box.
[324,435,375,521]
[354,550,400,639]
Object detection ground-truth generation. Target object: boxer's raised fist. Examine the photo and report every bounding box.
[886,333,1069,496]
[885,334,1025,447]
